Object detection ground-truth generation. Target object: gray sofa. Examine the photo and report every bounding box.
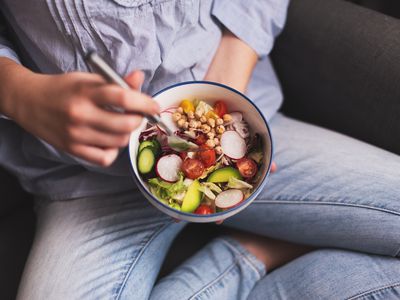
[1,0,400,298]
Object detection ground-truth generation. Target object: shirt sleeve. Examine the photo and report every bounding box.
[0,12,20,119]
[212,0,290,58]
[0,14,21,63]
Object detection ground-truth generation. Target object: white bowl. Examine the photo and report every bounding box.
[129,81,273,223]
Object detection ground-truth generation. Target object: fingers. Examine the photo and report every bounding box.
[93,85,159,115]
[68,125,131,148]
[271,162,277,173]
[68,144,119,167]
[87,107,144,134]
[216,220,224,225]
[125,70,145,91]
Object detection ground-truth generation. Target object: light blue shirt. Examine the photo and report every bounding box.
[0,0,289,200]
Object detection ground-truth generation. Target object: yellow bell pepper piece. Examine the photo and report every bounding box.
[205,110,219,119]
[180,99,195,113]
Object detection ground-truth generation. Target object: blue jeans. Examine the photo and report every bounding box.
[17,114,400,300]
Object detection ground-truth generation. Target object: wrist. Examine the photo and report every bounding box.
[0,59,43,121]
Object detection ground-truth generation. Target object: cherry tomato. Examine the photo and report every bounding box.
[181,158,205,179]
[214,100,228,117]
[194,133,207,145]
[197,145,216,168]
[194,205,213,215]
[179,152,188,160]
[236,158,258,178]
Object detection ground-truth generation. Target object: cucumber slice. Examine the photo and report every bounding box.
[137,148,156,174]
[138,139,161,154]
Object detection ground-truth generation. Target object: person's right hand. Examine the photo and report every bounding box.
[11,70,159,166]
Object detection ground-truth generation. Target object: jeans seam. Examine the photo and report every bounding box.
[255,199,400,217]
[188,252,252,300]
[346,281,400,300]
[255,199,400,257]
[115,222,172,300]
[219,238,265,278]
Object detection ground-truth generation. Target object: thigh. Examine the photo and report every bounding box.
[17,190,185,300]
[226,114,400,256]
[248,249,400,300]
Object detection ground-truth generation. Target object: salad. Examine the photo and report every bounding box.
[136,99,264,215]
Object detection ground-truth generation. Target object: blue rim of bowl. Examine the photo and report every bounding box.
[129,80,274,219]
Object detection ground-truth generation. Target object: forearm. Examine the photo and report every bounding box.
[0,57,37,119]
[204,30,258,93]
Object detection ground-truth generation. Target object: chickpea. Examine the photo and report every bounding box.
[177,107,184,114]
[195,111,203,119]
[215,146,223,155]
[189,119,197,128]
[223,114,232,123]
[207,132,215,139]
[177,119,186,128]
[201,124,211,133]
[216,125,225,134]
[180,115,187,122]
[216,118,224,126]
[172,112,182,122]
[183,121,189,130]
[213,137,220,146]
[187,111,195,119]
[206,139,215,148]
[207,118,216,128]
[200,116,207,123]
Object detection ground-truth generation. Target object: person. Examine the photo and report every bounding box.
[1,0,400,299]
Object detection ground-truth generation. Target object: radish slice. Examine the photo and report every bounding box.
[220,131,246,159]
[230,112,243,123]
[156,154,183,182]
[215,189,244,209]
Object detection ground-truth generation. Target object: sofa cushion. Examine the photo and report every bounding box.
[272,0,400,155]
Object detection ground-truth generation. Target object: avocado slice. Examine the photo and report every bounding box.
[181,180,202,213]
[207,167,242,183]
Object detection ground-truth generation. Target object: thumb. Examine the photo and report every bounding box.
[125,70,145,91]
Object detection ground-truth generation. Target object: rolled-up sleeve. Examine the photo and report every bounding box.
[212,0,290,57]
[0,13,20,119]
[0,16,20,63]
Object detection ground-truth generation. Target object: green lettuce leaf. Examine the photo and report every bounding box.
[148,173,187,203]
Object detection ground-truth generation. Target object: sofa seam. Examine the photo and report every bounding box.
[346,281,400,300]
